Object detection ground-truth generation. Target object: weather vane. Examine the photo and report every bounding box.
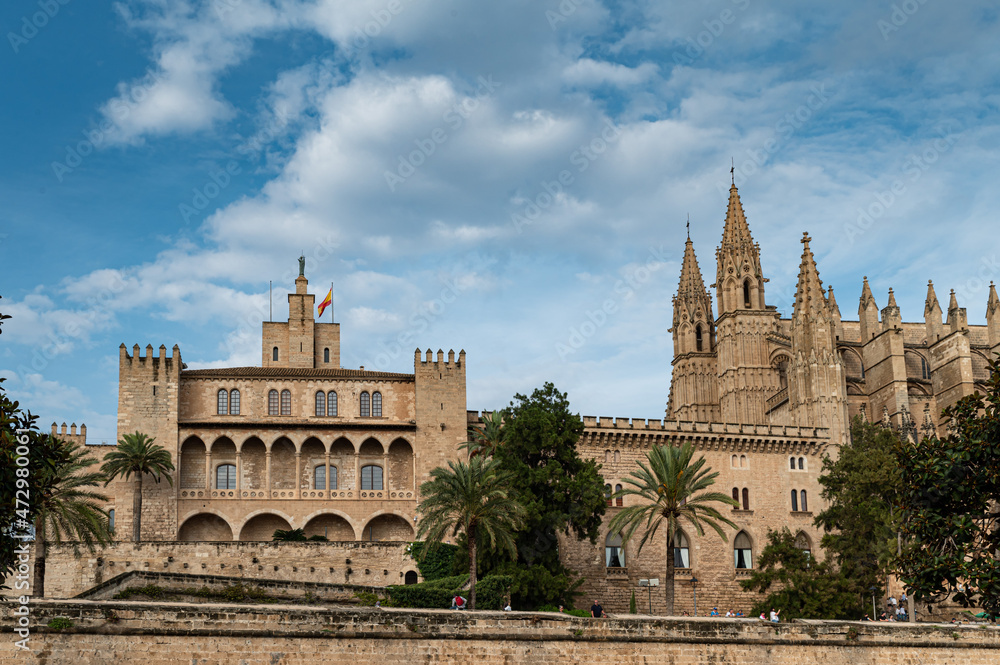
[686,214,690,239]
[730,157,735,184]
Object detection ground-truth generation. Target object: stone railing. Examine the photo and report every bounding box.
[765,388,789,412]
[178,489,416,500]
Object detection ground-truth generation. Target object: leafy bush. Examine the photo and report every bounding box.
[353,591,382,606]
[387,583,456,609]
[474,575,514,611]
[47,618,74,630]
[220,583,270,602]
[537,604,591,617]
[113,584,165,600]
[406,542,462,581]
[419,574,467,590]
[272,528,308,541]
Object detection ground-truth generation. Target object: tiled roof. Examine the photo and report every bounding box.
[181,367,414,380]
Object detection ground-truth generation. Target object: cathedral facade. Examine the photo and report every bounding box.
[43,184,1000,614]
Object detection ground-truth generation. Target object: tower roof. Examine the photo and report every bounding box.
[948,289,960,313]
[720,183,756,249]
[792,233,827,318]
[827,286,840,317]
[887,288,898,309]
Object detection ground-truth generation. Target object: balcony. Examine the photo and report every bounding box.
[178,489,415,500]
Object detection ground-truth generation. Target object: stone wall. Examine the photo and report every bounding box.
[4,541,419,599]
[3,600,998,664]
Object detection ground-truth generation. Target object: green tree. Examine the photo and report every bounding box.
[484,383,606,608]
[739,528,865,620]
[32,438,113,596]
[895,356,1000,617]
[609,442,738,615]
[460,408,506,458]
[416,455,526,610]
[815,417,903,603]
[101,432,174,543]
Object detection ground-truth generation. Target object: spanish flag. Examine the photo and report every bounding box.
[318,287,333,318]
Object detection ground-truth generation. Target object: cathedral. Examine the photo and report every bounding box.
[24,183,1000,614]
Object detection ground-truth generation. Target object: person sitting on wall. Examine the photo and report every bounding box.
[710,607,719,616]
[769,608,781,623]
[451,595,467,610]
[590,600,604,618]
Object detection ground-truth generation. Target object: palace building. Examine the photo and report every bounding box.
[40,183,1000,613]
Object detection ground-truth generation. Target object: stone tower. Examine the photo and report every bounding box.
[668,235,720,422]
[713,183,780,424]
[786,233,849,445]
[262,259,341,369]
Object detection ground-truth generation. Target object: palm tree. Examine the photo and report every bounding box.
[32,437,113,597]
[416,455,526,610]
[101,432,174,543]
[609,442,739,615]
[459,409,506,458]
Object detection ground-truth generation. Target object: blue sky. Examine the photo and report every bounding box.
[2,0,999,445]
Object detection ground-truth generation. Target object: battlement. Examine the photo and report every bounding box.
[413,348,465,368]
[50,421,87,447]
[119,343,182,379]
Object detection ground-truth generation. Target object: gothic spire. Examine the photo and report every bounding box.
[721,183,756,249]
[859,276,880,341]
[859,276,878,311]
[948,289,959,313]
[887,288,898,309]
[678,237,709,300]
[827,286,840,316]
[925,280,940,316]
[989,282,1000,316]
[792,233,827,318]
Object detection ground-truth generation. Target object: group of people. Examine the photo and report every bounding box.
[862,593,909,621]
[707,607,750,618]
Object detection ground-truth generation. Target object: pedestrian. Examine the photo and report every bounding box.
[590,599,604,618]
[451,594,467,610]
[769,608,781,623]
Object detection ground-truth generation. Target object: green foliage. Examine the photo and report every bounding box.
[739,529,865,620]
[489,561,581,610]
[538,604,590,617]
[387,581,457,609]
[308,534,328,541]
[461,408,507,458]
[629,590,637,614]
[416,455,526,610]
[406,541,462,581]
[473,574,514,610]
[418,574,468,589]
[272,528,308,541]
[114,584,166,600]
[608,441,738,614]
[219,583,270,602]
[895,355,1000,617]
[815,417,903,598]
[46,618,74,631]
[353,590,381,606]
[480,383,606,609]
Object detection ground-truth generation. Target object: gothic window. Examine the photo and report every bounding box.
[605,484,613,507]
[695,324,704,352]
[740,454,746,468]
[732,455,738,467]
[790,456,796,470]
[673,531,690,568]
[605,450,611,464]
[280,390,291,415]
[327,391,338,416]
[216,464,236,490]
[614,450,620,464]
[272,346,279,361]
[314,465,326,490]
[324,348,330,363]
[372,391,383,417]
[361,465,383,490]
[360,391,371,417]
[229,389,240,415]
[217,390,228,415]
[921,356,931,380]
[743,280,752,309]
[791,489,799,512]
[794,532,812,559]
[734,532,753,569]
[732,487,739,504]
[798,457,805,470]
[268,390,279,415]
[605,532,625,568]
[800,490,808,512]
[329,466,338,490]
[315,391,326,417]
[742,488,750,510]
[108,509,115,533]
[615,484,623,507]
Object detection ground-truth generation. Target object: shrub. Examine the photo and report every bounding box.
[474,575,514,611]
[353,591,382,606]
[629,590,637,614]
[47,618,74,631]
[406,542,462,582]
[220,583,269,602]
[536,604,590,618]
[113,584,165,600]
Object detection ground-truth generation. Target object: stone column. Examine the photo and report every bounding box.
[382,453,389,494]
[265,450,272,498]
[354,453,361,493]
[325,452,331,497]
[294,452,301,499]
[235,451,242,493]
[205,449,213,493]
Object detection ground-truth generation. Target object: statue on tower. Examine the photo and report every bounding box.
[298,255,306,277]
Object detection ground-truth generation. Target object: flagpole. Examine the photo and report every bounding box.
[331,282,334,323]
[269,281,272,322]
